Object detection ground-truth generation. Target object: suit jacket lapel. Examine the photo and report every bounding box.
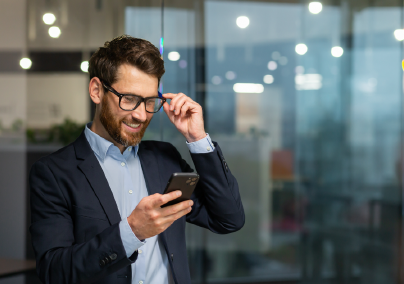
[74,131,121,226]
[138,143,172,260]
[138,143,164,195]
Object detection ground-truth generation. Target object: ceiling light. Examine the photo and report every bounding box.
[43,13,56,25]
[80,61,89,72]
[295,43,308,55]
[394,29,404,41]
[226,71,236,80]
[236,16,250,29]
[267,61,277,71]
[49,26,61,38]
[212,76,222,85]
[309,2,322,14]
[233,83,264,93]
[168,51,180,61]
[179,60,187,68]
[279,56,288,65]
[331,46,343,57]
[272,51,281,60]
[20,58,32,69]
[263,75,274,84]
[295,66,305,74]
[295,74,322,90]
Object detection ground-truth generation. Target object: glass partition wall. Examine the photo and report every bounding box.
[1,0,404,284]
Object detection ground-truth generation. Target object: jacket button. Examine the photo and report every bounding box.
[109,253,117,260]
[171,253,174,261]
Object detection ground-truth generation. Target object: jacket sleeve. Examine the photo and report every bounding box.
[182,142,245,234]
[29,160,137,284]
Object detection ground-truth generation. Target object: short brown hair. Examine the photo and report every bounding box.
[89,35,165,85]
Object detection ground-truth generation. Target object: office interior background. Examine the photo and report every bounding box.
[1,0,404,283]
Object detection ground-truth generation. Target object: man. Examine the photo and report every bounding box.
[29,35,244,284]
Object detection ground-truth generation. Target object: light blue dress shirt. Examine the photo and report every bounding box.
[84,123,214,284]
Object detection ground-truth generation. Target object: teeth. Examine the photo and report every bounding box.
[125,122,140,128]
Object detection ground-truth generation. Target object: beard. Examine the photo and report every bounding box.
[99,94,151,147]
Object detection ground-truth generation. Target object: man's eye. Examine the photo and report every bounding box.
[122,96,137,103]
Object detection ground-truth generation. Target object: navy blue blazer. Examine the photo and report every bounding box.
[29,131,245,284]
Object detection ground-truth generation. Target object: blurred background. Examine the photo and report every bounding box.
[1,0,404,283]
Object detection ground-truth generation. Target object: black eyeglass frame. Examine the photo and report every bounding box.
[101,81,166,113]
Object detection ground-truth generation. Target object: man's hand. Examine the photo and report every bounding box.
[162,93,206,142]
[127,191,193,240]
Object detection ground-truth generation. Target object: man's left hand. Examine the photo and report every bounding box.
[162,93,206,142]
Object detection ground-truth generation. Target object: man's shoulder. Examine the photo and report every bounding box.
[32,142,77,169]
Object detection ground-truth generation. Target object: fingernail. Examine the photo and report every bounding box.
[189,201,193,206]
[177,191,181,197]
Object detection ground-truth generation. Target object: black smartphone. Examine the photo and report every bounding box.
[161,173,199,208]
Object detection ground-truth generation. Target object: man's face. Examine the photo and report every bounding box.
[99,64,158,147]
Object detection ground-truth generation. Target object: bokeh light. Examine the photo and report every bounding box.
[272,51,281,60]
[295,43,308,55]
[236,16,250,28]
[263,75,274,84]
[168,51,180,61]
[179,60,187,68]
[279,56,288,65]
[80,61,89,72]
[43,13,56,25]
[48,26,61,38]
[226,71,236,80]
[20,58,32,69]
[212,76,222,85]
[394,29,404,41]
[309,2,323,14]
[267,61,277,71]
[233,83,264,93]
[331,46,344,57]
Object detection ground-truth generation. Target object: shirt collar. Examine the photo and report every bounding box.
[84,122,139,162]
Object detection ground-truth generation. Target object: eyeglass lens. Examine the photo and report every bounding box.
[120,95,164,113]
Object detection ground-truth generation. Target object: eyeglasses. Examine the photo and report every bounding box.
[102,82,166,113]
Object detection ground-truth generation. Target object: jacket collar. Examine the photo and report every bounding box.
[73,131,164,223]
[74,131,121,225]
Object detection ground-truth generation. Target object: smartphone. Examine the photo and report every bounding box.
[161,173,199,208]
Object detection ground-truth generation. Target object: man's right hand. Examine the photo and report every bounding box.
[127,191,193,240]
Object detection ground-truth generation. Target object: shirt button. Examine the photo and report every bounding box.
[129,190,133,194]
[139,281,143,284]
[207,146,211,151]
[121,162,125,167]
[128,147,132,151]
[138,249,142,254]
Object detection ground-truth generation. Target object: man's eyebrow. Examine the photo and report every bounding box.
[119,90,160,98]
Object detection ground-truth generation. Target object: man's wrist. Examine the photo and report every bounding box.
[186,133,207,143]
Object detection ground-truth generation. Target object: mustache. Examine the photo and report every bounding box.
[121,118,147,125]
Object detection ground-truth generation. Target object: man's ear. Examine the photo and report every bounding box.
[89,77,103,105]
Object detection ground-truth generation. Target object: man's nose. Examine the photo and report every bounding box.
[131,102,147,122]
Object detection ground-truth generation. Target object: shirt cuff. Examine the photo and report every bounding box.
[119,219,146,258]
[186,134,215,153]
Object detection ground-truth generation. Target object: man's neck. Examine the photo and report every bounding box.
[91,117,127,154]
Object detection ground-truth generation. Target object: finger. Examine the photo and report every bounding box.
[152,191,182,207]
[164,206,192,223]
[169,93,186,111]
[162,93,178,100]
[180,101,200,117]
[160,199,193,217]
[172,95,189,115]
